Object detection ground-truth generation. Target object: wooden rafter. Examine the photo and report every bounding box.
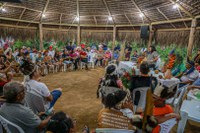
[0,15,195,28]
[16,8,26,25]
[124,14,134,30]
[77,0,80,45]
[130,0,151,22]
[152,17,192,25]
[59,13,62,29]
[0,3,6,8]
[60,13,63,24]
[178,1,194,10]
[169,0,194,18]
[102,0,115,24]
[40,0,50,22]
[157,8,176,29]
[93,16,97,25]
[0,16,38,24]
[76,0,80,26]
[177,8,188,28]
[26,13,41,27]
[6,4,41,13]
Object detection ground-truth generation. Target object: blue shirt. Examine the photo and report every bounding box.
[193,77,200,86]
[66,45,73,51]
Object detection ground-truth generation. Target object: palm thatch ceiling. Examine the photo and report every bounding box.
[0,0,200,29]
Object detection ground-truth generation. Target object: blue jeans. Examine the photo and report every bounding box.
[49,90,62,109]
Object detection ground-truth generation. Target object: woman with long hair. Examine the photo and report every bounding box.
[147,46,159,70]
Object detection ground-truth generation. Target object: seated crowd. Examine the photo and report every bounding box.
[0,42,200,133]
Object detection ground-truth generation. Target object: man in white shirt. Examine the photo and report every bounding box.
[20,60,62,111]
[48,46,55,58]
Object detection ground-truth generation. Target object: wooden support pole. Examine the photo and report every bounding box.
[112,25,116,51]
[39,23,43,51]
[148,24,153,48]
[187,19,197,57]
[77,25,81,45]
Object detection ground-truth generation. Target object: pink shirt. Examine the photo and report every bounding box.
[196,66,200,73]
[69,53,78,58]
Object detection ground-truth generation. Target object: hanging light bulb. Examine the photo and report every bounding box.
[1,8,6,12]
[76,16,79,21]
[139,13,144,18]
[173,4,179,9]
[42,14,46,17]
[108,16,112,21]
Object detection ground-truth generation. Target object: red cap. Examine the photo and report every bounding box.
[80,44,85,49]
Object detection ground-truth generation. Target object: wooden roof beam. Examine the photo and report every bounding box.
[59,13,63,29]
[102,0,115,24]
[0,16,194,28]
[40,0,50,22]
[6,4,41,13]
[178,1,194,10]
[77,0,79,24]
[27,13,41,27]
[177,8,188,28]
[130,0,151,23]
[0,3,6,9]
[157,8,176,29]
[169,0,194,18]
[16,8,26,25]
[93,16,97,25]
[152,18,192,25]
[0,16,38,24]
[124,14,134,30]
[59,13,63,24]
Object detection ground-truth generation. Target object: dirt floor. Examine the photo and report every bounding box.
[14,68,200,133]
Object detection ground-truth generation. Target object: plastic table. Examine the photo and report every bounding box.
[177,100,200,133]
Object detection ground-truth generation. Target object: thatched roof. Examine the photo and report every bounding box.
[0,0,200,29]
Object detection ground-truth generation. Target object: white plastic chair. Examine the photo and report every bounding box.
[0,115,25,133]
[177,111,188,133]
[88,53,96,68]
[166,85,189,113]
[96,128,134,133]
[132,87,149,113]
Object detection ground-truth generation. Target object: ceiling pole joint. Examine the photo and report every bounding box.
[130,0,151,22]
[16,8,26,25]
[40,0,50,22]
[102,0,115,24]
[157,8,176,29]
[169,0,194,18]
